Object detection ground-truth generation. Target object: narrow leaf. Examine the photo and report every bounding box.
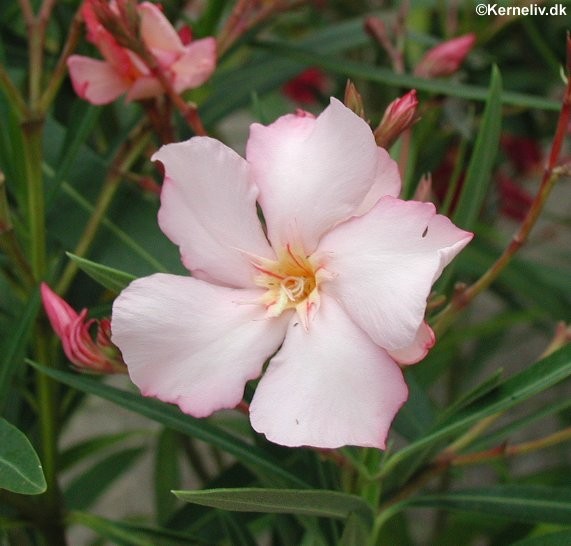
[339,512,370,546]
[255,42,559,111]
[410,485,571,525]
[30,363,307,488]
[219,512,258,546]
[0,288,40,412]
[66,252,136,292]
[452,65,503,230]
[59,430,143,472]
[511,530,571,546]
[384,345,571,473]
[0,418,46,495]
[441,369,504,420]
[65,447,145,510]
[155,428,181,525]
[174,488,373,527]
[69,511,206,546]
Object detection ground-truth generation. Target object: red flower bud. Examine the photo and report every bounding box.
[415,33,476,78]
[374,90,419,149]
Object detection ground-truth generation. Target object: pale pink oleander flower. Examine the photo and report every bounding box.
[111,98,473,449]
[415,33,476,78]
[67,0,216,105]
[41,283,126,374]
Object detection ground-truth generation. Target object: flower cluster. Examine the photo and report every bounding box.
[111,99,472,449]
[67,0,216,105]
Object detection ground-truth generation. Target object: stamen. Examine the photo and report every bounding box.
[281,276,306,301]
[252,264,286,280]
[286,243,310,272]
[253,243,322,322]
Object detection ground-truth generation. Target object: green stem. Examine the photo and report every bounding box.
[0,62,27,117]
[450,426,571,466]
[34,328,67,546]
[27,0,56,111]
[39,9,83,112]
[22,118,46,280]
[56,124,151,294]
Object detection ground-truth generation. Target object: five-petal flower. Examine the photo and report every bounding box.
[111,98,473,449]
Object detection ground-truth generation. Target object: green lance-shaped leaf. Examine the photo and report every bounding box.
[0,418,46,495]
[452,65,503,231]
[0,288,40,412]
[511,530,571,546]
[254,42,558,112]
[66,252,136,293]
[69,511,207,546]
[65,446,145,510]
[383,344,571,474]
[29,363,307,488]
[173,488,374,529]
[437,66,503,290]
[339,512,371,546]
[408,485,571,525]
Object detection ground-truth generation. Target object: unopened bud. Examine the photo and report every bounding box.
[415,33,476,78]
[374,89,418,149]
[41,283,126,374]
[344,80,365,119]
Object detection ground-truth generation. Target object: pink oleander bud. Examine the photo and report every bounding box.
[41,283,126,374]
[343,80,365,119]
[414,33,476,78]
[374,89,419,149]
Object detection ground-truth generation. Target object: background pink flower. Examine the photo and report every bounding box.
[112,99,472,449]
[67,1,216,105]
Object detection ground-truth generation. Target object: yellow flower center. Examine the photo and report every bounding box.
[253,244,325,328]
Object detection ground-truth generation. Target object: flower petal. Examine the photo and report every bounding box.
[138,1,182,53]
[354,147,401,215]
[40,282,78,338]
[153,137,275,288]
[246,98,381,252]
[171,37,217,92]
[250,295,408,449]
[67,56,129,105]
[388,321,435,365]
[112,274,290,417]
[318,196,472,351]
[126,75,163,101]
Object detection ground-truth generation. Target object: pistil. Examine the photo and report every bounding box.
[252,243,324,328]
